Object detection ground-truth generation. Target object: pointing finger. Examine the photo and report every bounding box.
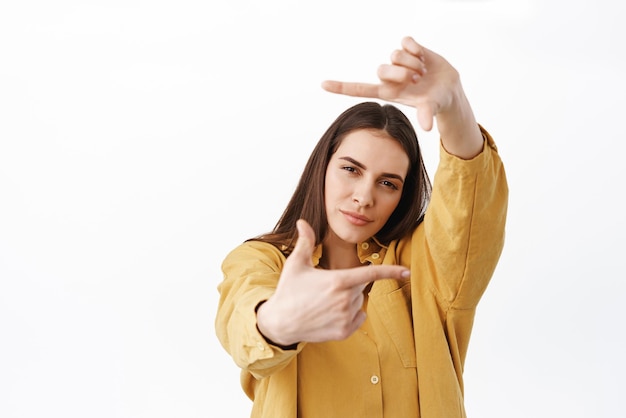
[321,80,380,99]
[337,264,410,289]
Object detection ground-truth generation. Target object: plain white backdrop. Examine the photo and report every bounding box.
[1,0,625,417]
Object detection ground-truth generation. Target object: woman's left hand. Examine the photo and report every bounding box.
[322,36,484,159]
[322,36,460,131]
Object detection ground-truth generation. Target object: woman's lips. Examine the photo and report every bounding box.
[340,210,373,226]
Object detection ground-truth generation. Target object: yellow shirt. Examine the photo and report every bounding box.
[216,127,508,418]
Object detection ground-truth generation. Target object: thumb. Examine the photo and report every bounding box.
[289,219,316,267]
[416,103,435,132]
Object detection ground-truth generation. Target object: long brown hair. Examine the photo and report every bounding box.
[252,101,431,253]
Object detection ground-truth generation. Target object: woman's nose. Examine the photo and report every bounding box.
[352,184,374,207]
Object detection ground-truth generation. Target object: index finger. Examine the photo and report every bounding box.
[321,80,380,99]
[336,264,410,289]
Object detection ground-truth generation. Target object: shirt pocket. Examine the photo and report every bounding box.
[371,282,417,368]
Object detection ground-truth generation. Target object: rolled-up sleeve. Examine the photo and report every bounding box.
[216,242,302,379]
[421,125,508,309]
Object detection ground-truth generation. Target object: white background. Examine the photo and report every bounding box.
[1,0,625,417]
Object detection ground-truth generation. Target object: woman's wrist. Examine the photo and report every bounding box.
[256,300,299,349]
[436,86,484,159]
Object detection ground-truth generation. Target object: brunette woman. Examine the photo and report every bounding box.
[215,36,508,418]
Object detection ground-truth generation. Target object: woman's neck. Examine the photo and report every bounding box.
[320,234,362,270]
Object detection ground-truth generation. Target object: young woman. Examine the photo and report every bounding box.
[215,36,508,418]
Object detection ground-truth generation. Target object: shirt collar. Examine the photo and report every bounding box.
[311,236,388,267]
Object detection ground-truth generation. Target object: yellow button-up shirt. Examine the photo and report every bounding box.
[216,127,508,418]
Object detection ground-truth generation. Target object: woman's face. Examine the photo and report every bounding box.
[324,128,409,246]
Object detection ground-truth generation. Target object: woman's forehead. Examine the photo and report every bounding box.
[334,129,409,173]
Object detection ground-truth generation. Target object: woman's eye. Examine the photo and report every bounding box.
[381,180,399,190]
[342,166,357,173]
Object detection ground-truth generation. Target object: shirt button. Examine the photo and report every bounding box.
[371,253,380,260]
[370,375,379,384]
[361,242,370,250]
[256,342,265,351]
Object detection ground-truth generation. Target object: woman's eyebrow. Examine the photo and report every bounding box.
[339,156,405,183]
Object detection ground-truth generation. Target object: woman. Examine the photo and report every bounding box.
[215,36,508,417]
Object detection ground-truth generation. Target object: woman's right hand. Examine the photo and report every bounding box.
[256,219,410,346]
